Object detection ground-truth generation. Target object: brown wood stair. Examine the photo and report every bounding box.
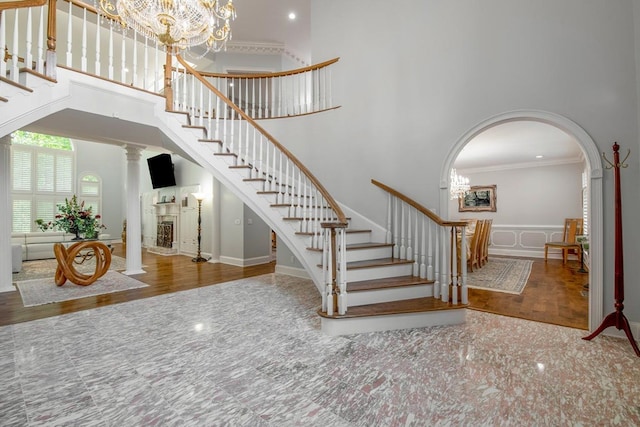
[318,296,466,319]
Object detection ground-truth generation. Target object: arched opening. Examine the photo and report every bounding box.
[441,110,603,332]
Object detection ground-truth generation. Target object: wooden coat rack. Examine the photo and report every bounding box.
[583,142,640,357]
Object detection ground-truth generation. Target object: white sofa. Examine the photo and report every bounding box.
[11,231,78,261]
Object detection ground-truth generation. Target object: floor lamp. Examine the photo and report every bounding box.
[192,192,208,263]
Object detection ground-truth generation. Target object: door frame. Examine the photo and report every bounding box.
[440,110,603,332]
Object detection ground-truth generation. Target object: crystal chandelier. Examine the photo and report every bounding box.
[97,0,236,52]
[450,168,470,200]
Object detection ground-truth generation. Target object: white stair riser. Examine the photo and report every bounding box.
[321,308,466,336]
[346,246,392,263]
[343,263,414,282]
[345,232,373,245]
[348,283,433,307]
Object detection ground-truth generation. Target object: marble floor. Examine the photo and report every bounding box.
[1,274,639,426]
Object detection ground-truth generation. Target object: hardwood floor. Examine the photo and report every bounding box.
[1,246,589,330]
[468,256,589,330]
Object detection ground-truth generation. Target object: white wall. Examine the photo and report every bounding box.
[448,163,584,225]
[261,0,640,321]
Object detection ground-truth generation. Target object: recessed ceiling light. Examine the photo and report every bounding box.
[536,155,543,159]
[288,12,296,20]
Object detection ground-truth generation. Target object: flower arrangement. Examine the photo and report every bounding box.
[35,195,106,239]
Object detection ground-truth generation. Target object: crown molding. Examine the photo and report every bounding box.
[458,156,584,175]
[224,41,309,66]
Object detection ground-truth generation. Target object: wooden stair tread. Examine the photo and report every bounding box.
[0,96,7,102]
[318,297,466,319]
[346,257,414,270]
[0,76,32,92]
[347,275,434,292]
[198,138,222,144]
[307,241,392,252]
[21,68,57,83]
[296,228,371,236]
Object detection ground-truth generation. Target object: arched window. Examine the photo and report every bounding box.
[11,131,75,232]
[78,173,102,217]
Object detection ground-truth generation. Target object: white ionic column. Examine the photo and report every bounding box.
[0,136,15,292]
[123,144,145,275]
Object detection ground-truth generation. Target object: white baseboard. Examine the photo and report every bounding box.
[219,255,272,267]
[275,264,310,279]
[601,320,640,346]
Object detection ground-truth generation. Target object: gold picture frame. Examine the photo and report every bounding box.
[459,185,497,212]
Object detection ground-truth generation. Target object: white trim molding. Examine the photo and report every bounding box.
[441,110,603,333]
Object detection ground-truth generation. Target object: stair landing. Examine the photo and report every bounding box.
[319,297,467,336]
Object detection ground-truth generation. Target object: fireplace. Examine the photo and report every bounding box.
[156,221,174,248]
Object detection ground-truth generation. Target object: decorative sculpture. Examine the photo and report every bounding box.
[53,241,112,286]
[583,142,640,357]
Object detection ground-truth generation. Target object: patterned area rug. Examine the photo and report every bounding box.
[466,257,533,294]
[12,255,127,283]
[15,270,149,307]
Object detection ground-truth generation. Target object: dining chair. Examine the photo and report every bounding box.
[544,218,583,264]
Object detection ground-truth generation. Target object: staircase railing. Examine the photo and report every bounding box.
[173,55,349,315]
[1,0,340,118]
[372,179,469,305]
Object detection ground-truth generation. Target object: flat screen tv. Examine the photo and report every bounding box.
[147,153,176,189]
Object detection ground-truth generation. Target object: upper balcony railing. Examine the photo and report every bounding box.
[1,0,340,120]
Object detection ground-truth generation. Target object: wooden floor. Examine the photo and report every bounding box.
[0,246,589,330]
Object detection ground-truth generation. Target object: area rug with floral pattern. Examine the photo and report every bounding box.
[466,257,533,294]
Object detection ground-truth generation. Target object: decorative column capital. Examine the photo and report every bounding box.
[124,144,145,161]
[0,135,12,147]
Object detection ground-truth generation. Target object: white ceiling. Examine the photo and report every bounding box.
[454,121,583,171]
[229,0,311,62]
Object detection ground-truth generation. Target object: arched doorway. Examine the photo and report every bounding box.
[440,110,603,332]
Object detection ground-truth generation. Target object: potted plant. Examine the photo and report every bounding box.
[35,195,106,240]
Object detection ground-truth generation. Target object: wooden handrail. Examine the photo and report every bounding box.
[371,179,467,228]
[175,54,347,226]
[197,57,340,79]
[0,0,47,12]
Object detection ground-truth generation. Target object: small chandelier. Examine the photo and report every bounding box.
[97,0,236,53]
[450,168,470,200]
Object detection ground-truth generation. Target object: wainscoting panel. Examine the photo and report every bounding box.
[489,224,566,258]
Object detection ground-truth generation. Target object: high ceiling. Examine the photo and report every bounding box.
[229,0,311,62]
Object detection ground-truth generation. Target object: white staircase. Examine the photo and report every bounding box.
[1,66,467,336]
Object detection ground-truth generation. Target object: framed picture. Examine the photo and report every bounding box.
[459,185,497,212]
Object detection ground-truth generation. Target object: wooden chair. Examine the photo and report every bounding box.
[467,223,482,272]
[544,218,583,264]
[478,219,492,267]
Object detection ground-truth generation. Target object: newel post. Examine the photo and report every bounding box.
[322,222,348,315]
[164,50,173,111]
[45,0,57,79]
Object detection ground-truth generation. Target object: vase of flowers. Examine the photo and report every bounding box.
[35,195,106,239]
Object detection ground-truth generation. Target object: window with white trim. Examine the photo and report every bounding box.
[581,171,589,236]
[10,131,75,233]
[78,173,102,217]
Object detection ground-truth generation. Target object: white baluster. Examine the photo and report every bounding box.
[80,8,87,72]
[413,211,419,276]
[94,11,101,76]
[25,8,33,71]
[420,216,427,279]
[451,227,459,305]
[432,222,440,298]
[0,12,7,78]
[154,40,159,92]
[393,197,399,258]
[36,7,44,73]
[460,225,468,305]
[10,10,18,81]
[400,203,406,259]
[120,32,126,83]
[108,25,114,80]
[66,2,72,67]
[338,228,347,315]
[132,32,138,87]
[406,206,413,263]
[440,227,448,302]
